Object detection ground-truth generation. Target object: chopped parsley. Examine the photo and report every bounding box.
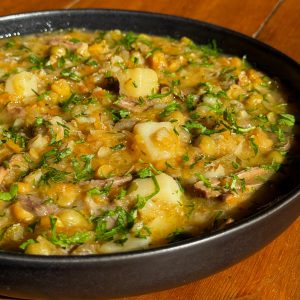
[28,53,50,70]
[195,174,211,188]
[249,137,259,155]
[72,154,94,182]
[110,143,125,151]
[183,120,225,135]
[61,68,81,82]
[2,128,28,148]
[40,168,69,184]
[200,40,219,56]
[19,239,36,250]
[87,183,112,197]
[222,109,255,134]
[118,32,138,50]
[94,206,135,243]
[0,184,18,201]
[40,147,72,166]
[49,215,91,248]
[135,176,160,209]
[111,109,130,122]
[116,188,127,200]
[147,80,180,100]
[185,94,197,111]
[278,113,295,127]
[159,101,181,118]
[59,93,82,112]
[137,163,162,178]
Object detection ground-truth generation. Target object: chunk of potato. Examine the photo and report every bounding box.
[128,173,185,243]
[5,71,38,97]
[100,236,150,253]
[133,121,183,162]
[117,68,158,97]
[26,236,60,255]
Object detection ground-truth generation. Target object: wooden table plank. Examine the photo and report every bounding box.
[0,0,76,16]
[257,0,300,62]
[71,0,279,36]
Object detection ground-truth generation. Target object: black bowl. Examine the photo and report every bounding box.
[0,9,299,300]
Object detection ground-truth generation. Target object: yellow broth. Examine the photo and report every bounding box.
[0,29,295,255]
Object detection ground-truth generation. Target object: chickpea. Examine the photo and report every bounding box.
[2,223,24,243]
[97,164,114,178]
[51,79,71,99]
[57,209,92,231]
[148,51,166,70]
[268,151,284,164]
[97,146,111,158]
[40,215,64,230]
[50,46,66,57]
[88,41,109,57]
[164,111,186,125]
[16,182,32,194]
[246,93,263,110]
[26,236,58,255]
[199,136,217,157]
[11,202,35,223]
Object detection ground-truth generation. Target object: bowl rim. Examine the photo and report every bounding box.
[0,8,299,263]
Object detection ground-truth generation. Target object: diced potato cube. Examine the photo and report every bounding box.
[128,173,185,242]
[5,71,38,97]
[129,173,182,206]
[117,68,158,97]
[100,236,150,253]
[133,121,183,162]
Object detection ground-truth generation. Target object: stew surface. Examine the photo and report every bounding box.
[0,29,294,255]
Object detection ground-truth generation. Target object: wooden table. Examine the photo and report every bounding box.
[1,1,299,299]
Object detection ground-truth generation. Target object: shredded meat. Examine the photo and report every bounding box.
[114,119,137,131]
[6,103,26,118]
[80,174,133,188]
[18,195,59,217]
[194,178,222,198]
[236,167,272,189]
[194,167,272,199]
[48,37,82,50]
[116,97,154,113]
